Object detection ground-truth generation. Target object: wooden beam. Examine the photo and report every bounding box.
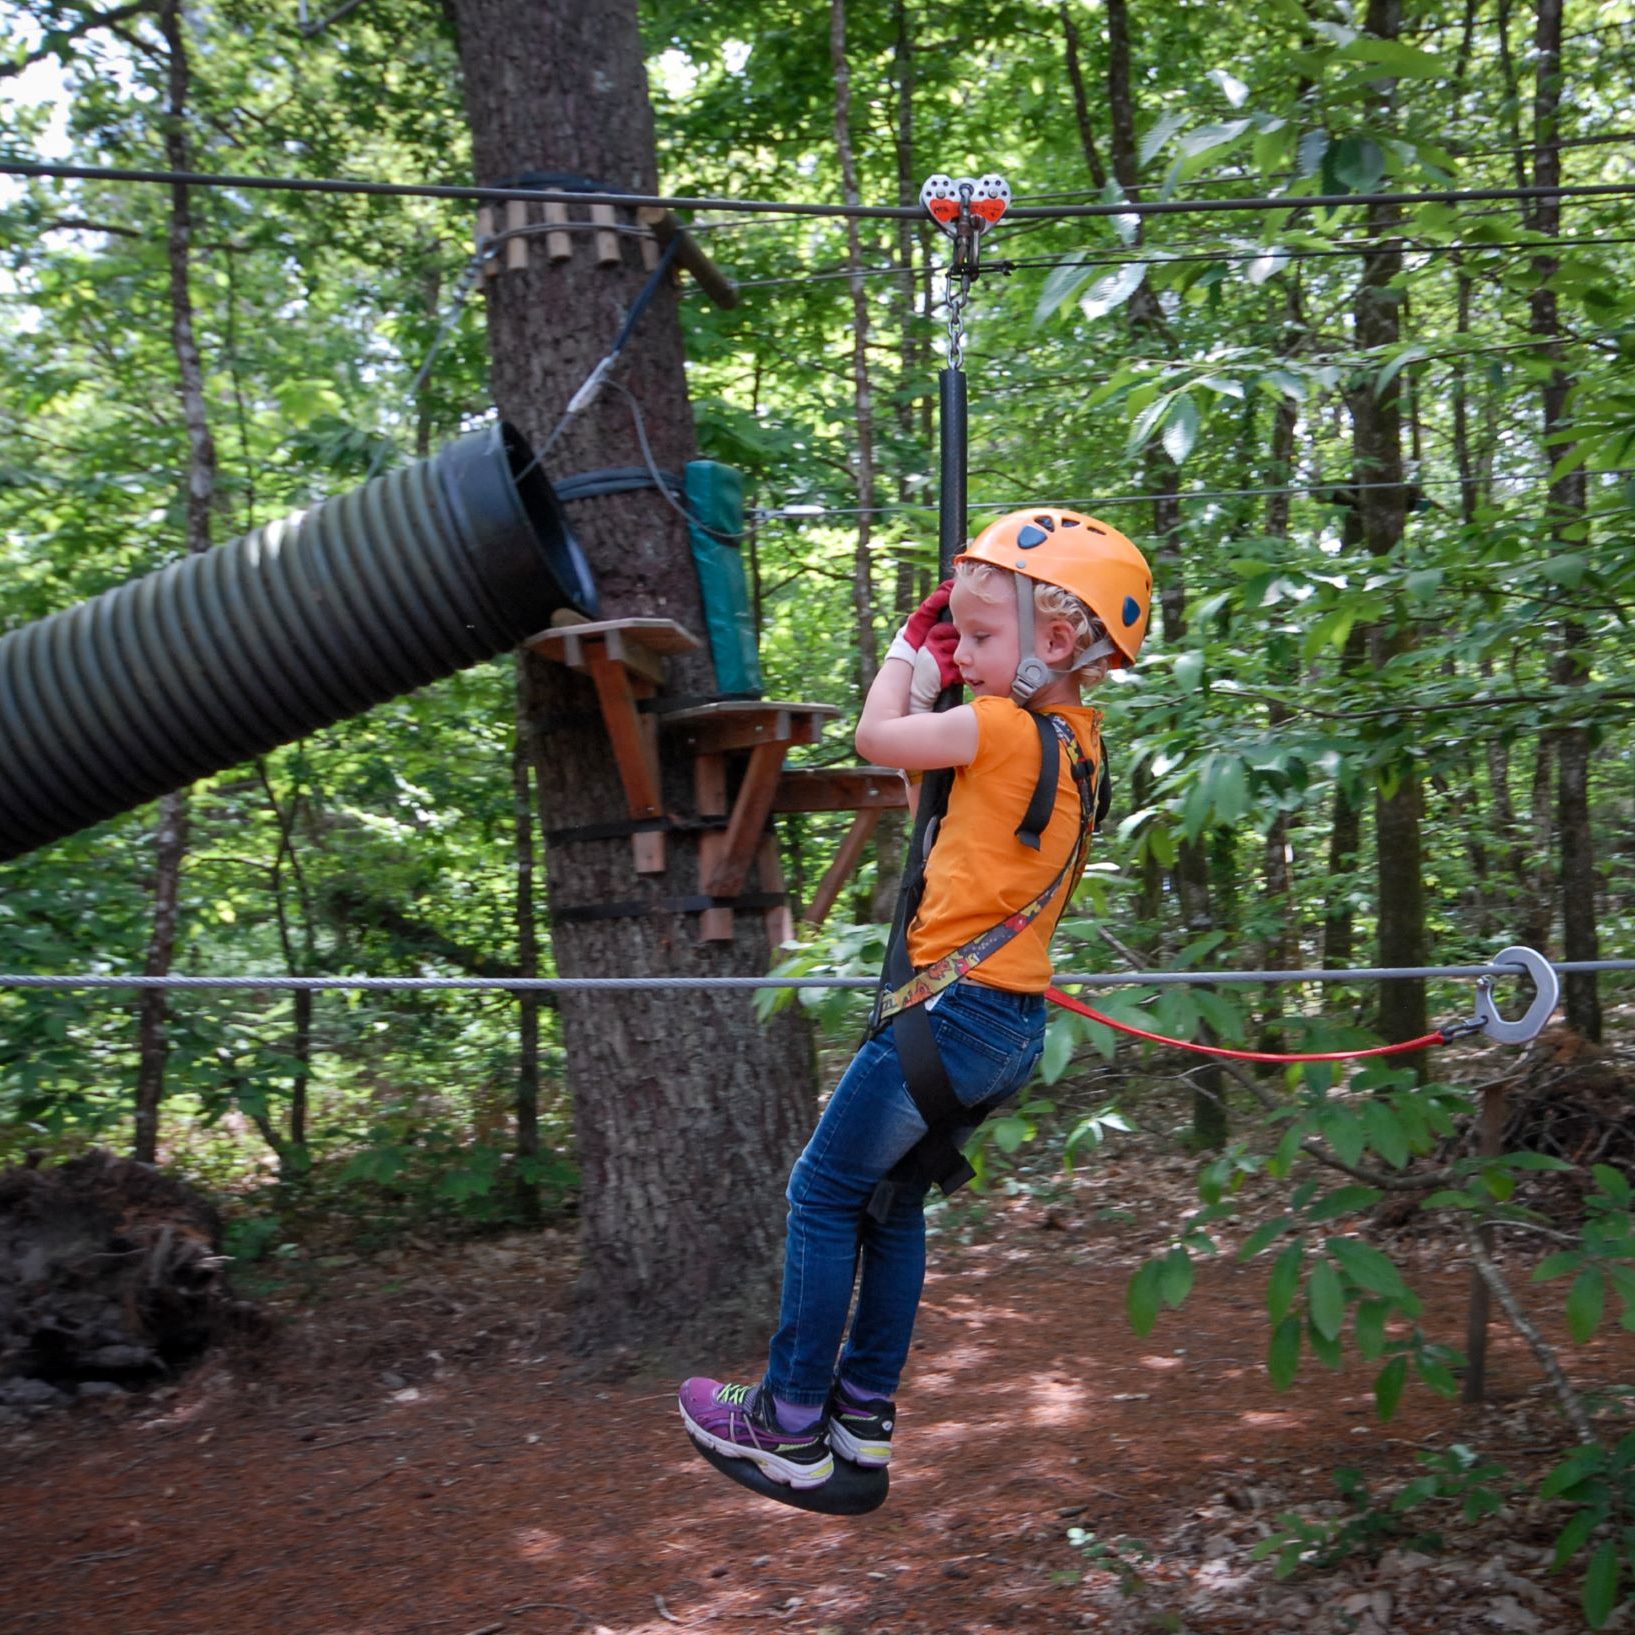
[660,700,839,757]
[803,808,880,929]
[638,207,740,309]
[758,836,795,952]
[504,199,528,271]
[586,653,663,822]
[694,754,733,942]
[591,203,620,265]
[703,739,789,897]
[773,766,907,814]
[544,200,572,262]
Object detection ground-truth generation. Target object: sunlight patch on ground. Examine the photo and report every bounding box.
[1028,1377,1090,1425]
[1238,1409,1307,1429]
[1139,1353,1185,1371]
[511,1524,567,1557]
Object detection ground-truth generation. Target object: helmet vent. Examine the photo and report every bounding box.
[1060,517,1081,528]
[1122,595,1142,627]
[1016,523,1049,548]
[1032,514,1056,531]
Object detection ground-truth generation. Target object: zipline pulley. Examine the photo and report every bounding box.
[920,173,1010,370]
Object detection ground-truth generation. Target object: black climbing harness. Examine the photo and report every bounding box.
[867,172,1094,1219]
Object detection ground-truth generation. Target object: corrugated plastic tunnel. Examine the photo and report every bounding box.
[0,422,599,863]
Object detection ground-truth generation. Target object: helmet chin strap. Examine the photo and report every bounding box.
[1008,578,1118,705]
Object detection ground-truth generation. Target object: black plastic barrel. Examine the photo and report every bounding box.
[0,422,598,862]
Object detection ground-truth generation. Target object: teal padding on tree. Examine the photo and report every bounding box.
[0,423,598,863]
[684,460,762,696]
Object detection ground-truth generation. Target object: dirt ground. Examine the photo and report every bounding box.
[1,1151,1632,1635]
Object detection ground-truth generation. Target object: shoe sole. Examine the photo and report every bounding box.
[828,1420,892,1468]
[680,1403,835,1489]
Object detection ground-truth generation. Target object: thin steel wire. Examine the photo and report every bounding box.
[6,158,1635,221]
[754,468,1635,521]
[1,959,1628,992]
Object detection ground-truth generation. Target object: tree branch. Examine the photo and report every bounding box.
[0,1,156,80]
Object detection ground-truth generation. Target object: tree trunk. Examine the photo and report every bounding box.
[1528,0,1600,1039]
[1350,0,1426,1057]
[513,662,542,1225]
[1105,0,1224,1143]
[135,0,218,1163]
[831,0,879,694]
[448,0,814,1354]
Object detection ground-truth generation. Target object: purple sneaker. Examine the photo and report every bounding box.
[678,1377,834,1489]
[827,1379,895,1468]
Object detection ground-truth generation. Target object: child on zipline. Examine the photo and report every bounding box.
[680,509,1152,1489]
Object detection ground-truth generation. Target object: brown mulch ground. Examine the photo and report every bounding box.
[1,1153,1631,1635]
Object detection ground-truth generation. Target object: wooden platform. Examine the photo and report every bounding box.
[527,618,904,939]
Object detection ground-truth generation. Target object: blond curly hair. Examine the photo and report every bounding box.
[953,560,1112,687]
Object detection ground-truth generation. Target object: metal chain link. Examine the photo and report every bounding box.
[945,272,969,370]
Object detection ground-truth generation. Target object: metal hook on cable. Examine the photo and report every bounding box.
[1469,944,1560,1044]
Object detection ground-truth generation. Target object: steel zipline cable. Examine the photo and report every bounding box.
[6,157,1635,221]
[1,959,1630,992]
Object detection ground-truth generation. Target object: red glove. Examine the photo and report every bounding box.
[924,621,962,690]
[900,580,953,651]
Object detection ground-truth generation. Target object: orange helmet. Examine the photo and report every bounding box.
[958,508,1153,670]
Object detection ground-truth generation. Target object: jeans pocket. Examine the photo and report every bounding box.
[930,989,1043,1109]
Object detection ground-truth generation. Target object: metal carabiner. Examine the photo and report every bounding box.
[1471,944,1560,1045]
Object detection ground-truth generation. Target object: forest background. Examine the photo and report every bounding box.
[3,0,1631,1218]
[3,0,1635,1624]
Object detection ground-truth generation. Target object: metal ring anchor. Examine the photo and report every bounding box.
[1472,945,1560,1044]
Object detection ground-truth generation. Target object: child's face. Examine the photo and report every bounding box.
[949,576,1022,699]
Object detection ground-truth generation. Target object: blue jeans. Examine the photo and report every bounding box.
[763,980,1046,1407]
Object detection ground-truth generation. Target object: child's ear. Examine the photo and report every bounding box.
[1041,617,1079,665]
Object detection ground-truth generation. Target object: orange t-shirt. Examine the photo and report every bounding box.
[905,696,1102,993]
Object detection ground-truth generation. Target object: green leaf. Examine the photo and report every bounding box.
[1583,1539,1621,1629]
[1534,1249,1586,1282]
[1268,1240,1305,1325]
[1362,1100,1410,1169]
[1308,1256,1346,1340]
[1354,1298,1389,1359]
[1178,118,1253,159]
[1240,1217,1293,1260]
[1160,1246,1194,1308]
[1161,394,1200,464]
[1540,1444,1606,1500]
[1327,1237,1409,1298]
[1139,109,1189,166]
[1306,1184,1383,1222]
[1591,1163,1632,1203]
[1551,1506,1600,1572]
[1173,650,1206,692]
[1297,128,1330,178]
[1334,37,1448,78]
[1567,1266,1606,1343]
[1374,1354,1408,1420]
[1127,1258,1164,1336]
[990,1115,1030,1154]
[1079,262,1148,320]
[1325,136,1385,196]
[1268,1314,1302,1389]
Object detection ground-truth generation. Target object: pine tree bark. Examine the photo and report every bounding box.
[447,0,814,1353]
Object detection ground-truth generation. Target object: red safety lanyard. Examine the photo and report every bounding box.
[1043,985,1454,1063]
